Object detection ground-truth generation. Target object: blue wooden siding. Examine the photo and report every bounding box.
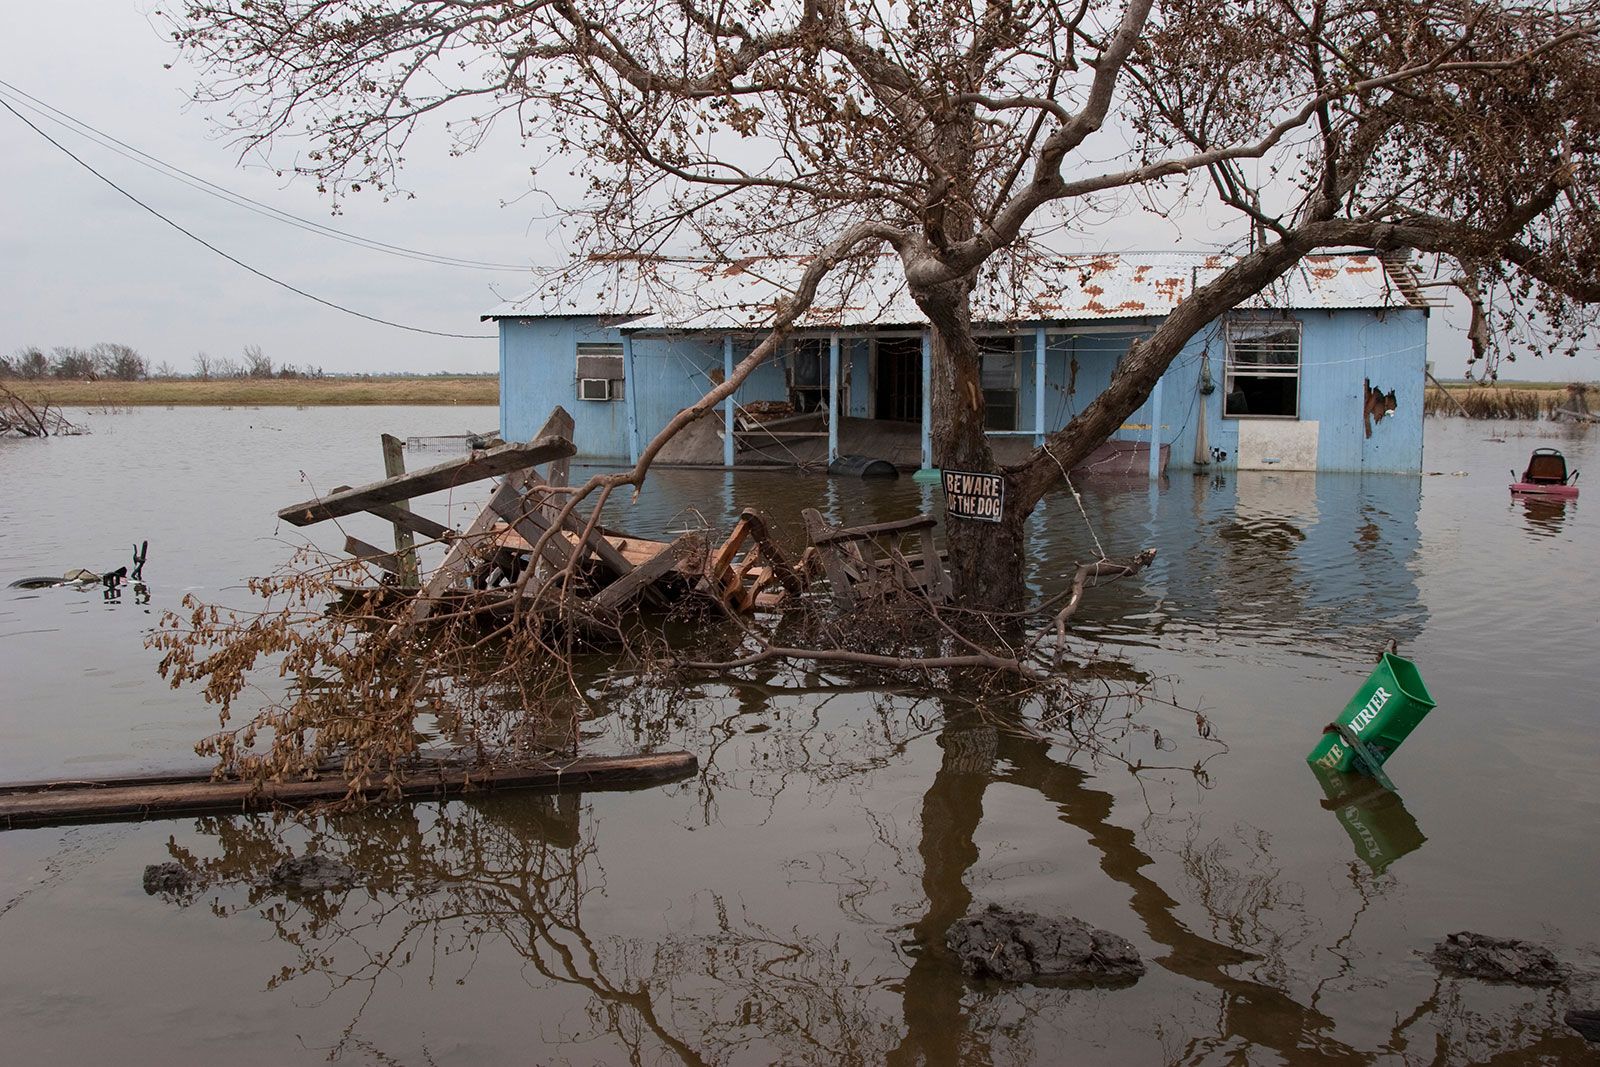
[1150,307,1428,473]
[499,307,1427,472]
[502,318,629,459]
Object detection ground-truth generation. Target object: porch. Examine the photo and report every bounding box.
[620,325,1168,478]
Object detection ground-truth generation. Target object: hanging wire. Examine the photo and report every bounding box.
[1,96,494,340]
[0,78,533,273]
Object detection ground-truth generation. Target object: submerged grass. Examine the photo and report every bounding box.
[4,376,498,407]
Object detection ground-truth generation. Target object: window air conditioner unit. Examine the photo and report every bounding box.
[578,377,612,401]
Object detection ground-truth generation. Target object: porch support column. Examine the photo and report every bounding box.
[622,333,640,465]
[920,329,933,471]
[1148,372,1165,481]
[828,332,840,463]
[1034,325,1047,448]
[723,335,735,468]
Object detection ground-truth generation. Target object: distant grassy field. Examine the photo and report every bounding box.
[6,376,498,406]
[1435,379,1591,391]
[1424,379,1595,418]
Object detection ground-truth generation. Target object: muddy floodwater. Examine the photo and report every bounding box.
[2,407,1597,1065]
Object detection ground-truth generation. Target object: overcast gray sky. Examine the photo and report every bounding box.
[2,3,1593,379]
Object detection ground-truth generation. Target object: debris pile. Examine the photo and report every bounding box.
[142,862,200,900]
[286,405,960,627]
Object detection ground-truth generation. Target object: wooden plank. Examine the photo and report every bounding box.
[733,430,831,439]
[510,462,635,580]
[380,433,421,586]
[537,406,575,490]
[0,752,698,831]
[708,515,753,578]
[560,508,636,579]
[489,481,574,571]
[591,532,704,612]
[406,501,512,623]
[279,436,575,526]
[494,526,669,568]
[808,514,936,546]
[404,440,567,624]
[364,502,453,542]
[534,483,635,578]
[803,508,857,610]
[345,535,401,575]
[915,528,952,601]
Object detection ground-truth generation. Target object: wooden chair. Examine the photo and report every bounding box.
[702,508,813,613]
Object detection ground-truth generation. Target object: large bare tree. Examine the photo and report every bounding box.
[167,0,1600,607]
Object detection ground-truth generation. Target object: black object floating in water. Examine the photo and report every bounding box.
[828,454,899,479]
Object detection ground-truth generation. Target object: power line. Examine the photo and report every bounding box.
[0,77,534,273]
[1,97,494,340]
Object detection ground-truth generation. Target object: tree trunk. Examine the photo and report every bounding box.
[918,236,1324,612]
[918,277,1029,610]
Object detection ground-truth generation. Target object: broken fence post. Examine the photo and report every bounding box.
[381,433,421,587]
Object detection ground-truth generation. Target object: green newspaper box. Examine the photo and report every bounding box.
[1307,653,1436,775]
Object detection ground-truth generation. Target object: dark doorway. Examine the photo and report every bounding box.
[874,337,922,422]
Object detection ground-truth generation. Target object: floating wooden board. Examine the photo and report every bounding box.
[278,436,576,526]
[0,751,697,830]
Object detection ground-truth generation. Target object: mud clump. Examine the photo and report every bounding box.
[1429,932,1565,985]
[141,862,200,900]
[265,854,357,894]
[946,904,1144,985]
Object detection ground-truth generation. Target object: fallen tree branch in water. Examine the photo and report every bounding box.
[1054,550,1158,666]
[0,385,85,437]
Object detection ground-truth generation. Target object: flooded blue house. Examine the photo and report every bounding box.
[486,252,1432,475]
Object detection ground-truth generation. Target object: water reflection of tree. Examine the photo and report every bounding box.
[881,692,1370,1066]
[162,795,909,1065]
[160,679,1589,1064]
[880,690,1587,1066]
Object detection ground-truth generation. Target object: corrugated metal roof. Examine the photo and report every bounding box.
[483,251,1431,331]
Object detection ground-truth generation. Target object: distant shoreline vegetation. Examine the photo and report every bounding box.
[1424,380,1596,420]
[2,342,496,406]
[4,376,497,407]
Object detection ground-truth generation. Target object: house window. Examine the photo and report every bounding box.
[978,336,1019,431]
[575,342,625,401]
[788,338,831,413]
[1223,319,1301,418]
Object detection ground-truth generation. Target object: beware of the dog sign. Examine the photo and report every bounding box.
[941,469,1006,523]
